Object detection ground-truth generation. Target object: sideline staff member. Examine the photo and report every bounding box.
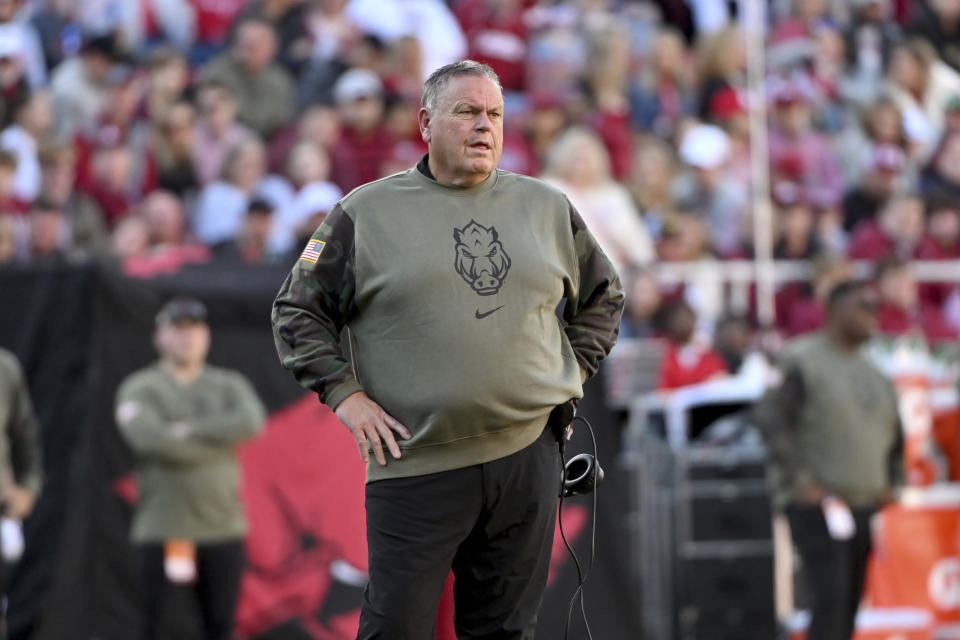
[755,281,902,640]
[272,60,624,638]
[0,346,42,631]
[116,299,265,640]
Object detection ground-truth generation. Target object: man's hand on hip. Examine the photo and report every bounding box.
[335,391,411,466]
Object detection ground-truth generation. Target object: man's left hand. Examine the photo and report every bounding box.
[5,486,36,520]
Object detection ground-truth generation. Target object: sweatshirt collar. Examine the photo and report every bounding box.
[413,154,499,195]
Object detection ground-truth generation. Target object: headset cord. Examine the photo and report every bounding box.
[558,414,599,640]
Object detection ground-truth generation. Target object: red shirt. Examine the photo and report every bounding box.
[454,0,529,91]
[848,220,896,260]
[877,302,958,344]
[590,108,635,181]
[329,126,395,194]
[192,0,248,45]
[657,342,729,391]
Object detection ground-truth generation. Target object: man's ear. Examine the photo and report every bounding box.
[417,107,432,144]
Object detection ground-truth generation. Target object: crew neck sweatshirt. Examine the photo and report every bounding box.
[273,161,624,482]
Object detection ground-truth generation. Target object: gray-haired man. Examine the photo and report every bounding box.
[273,60,623,638]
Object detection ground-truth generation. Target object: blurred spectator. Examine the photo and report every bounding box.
[695,25,745,122]
[345,0,467,81]
[767,75,845,211]
[627,139,678,241]
[120,189,211,276]
[228,0,311,77]
[0,213,14,262]
[848,193,926,260]
[214,198,275,264]
[192,81,254,186]
[328,67,394,193]
[198,17,295,138]
[141,46,190,125]
[267,103,340,174]
[714,313,755,374]
[541,126,654,275]
[152,100,200,199]
[914,190,960,305]
[619,267,662,339]
[1,89,53,202]
[37,142,108,255]
[524,93,567,171]
[921,124,960,200]
[110,214,150,259]
[193,136,292,246]
[630,28,696,136]
[0,0,46,88]
[916,190,960,259]
[656,299,729,391]
[22,197,71,263]
[190,0,250,57]
[81,144,140,228]
[836,97,910,200]
[842,0,901,104]
[842,143,907,232]
[875,256,957,344]
[582,22,635,180]
[141,190,188,249]
[454,0,526,92]
[780,255,852,337]
[886,38,960,159]
[672,123,749,257]
[0,23,30,130]
[0,147,26,214]
[906,0,960,73]
[772,182,820,260]
[268,140,341,255]
[48,32,120,140]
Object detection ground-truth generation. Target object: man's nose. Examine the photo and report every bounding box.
[474,113,492,131]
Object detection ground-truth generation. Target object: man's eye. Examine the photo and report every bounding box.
[490,112,502,119]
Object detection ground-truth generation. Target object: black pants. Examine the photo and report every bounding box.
[357,427,560,640]
[786,504,876,640]
[136,539,245,640]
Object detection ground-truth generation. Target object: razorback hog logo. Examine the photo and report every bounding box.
[453,220,511,296]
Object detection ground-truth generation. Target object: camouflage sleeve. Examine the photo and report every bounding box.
[752,360,818,494]
[7,361,42,495]
[271,204,363,410]
[562,202,625,381]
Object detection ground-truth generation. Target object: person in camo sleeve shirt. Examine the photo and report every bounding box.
[272,60,624,639]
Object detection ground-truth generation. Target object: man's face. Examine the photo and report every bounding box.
[155,320,210,368]
[235,23,276,73]
[837,288,880,344]
[419,75,504,186]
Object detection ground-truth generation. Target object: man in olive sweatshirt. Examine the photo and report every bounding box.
[116,299,265,640]
[272,60,624,639]
[0,347,42,632]
[755,281,903,640]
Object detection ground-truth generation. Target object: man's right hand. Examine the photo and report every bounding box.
[335,391,411,466]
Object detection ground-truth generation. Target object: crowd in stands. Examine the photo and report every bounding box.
[2,0,960,357]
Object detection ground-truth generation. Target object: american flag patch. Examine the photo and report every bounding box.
[299,239,325,263]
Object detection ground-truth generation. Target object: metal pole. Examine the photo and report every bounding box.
[742,0,775,328]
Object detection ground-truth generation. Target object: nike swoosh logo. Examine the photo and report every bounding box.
[475,305,504,319]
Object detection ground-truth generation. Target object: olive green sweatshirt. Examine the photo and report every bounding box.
[115,364,266,543]
[754,333,903,509]
[0,348,42,502]
[272,164,624,482]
